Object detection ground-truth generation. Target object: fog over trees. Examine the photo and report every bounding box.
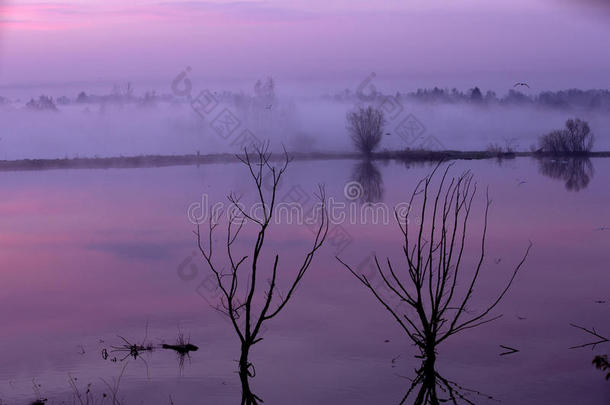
[0,80,608,159]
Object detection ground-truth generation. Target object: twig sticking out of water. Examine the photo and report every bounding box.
[67,362,127,405]
[30,378,47,405]
[111,335,153,361]
[569,323,609,349]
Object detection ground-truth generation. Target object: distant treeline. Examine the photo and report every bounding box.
[323,87,610,110]
[3,82,610,112]
[0,87,172,112]
[0,77,280,113]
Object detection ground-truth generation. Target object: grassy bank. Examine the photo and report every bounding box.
[1,150,609,172]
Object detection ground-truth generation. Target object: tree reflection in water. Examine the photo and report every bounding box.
[537,157,594,191]
[339,163,531,404]
[351,159,384,203]
[400,358,497,405]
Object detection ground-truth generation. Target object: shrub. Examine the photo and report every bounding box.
[486,143,504,154]
[346,106,385,156]
[539,118,594,154]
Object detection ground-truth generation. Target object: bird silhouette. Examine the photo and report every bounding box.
[514,82,530,88]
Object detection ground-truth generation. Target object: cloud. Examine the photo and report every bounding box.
[0,0,322,30]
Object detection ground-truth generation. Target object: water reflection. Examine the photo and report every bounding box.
[351,159,384,202]
[101,327,199,376]
[241,377,263,405]
[536,157,594,191]
[2,158,610,404]
[339,164,531,405]
[400,359,496,405]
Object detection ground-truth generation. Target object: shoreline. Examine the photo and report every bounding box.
[0,150,608,172]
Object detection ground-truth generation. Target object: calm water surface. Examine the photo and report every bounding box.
[1,157,609,404]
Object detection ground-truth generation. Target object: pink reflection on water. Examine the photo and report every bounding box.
[0,159,608,404]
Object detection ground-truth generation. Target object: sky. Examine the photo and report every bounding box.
[0,0,609,93]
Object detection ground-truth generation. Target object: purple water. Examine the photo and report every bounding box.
[0,157,608,404]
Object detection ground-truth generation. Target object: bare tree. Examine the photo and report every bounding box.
[195,144,329,404]
[539,118,594,154]
[337,163,531,403]
[346,106,385,156]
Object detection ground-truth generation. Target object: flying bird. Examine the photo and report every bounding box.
[514,82,530,88]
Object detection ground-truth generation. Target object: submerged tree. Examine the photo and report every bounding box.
[346,106,385,156]
[400,360,497,404]
[195,144,329,404]
[338,164,531,404]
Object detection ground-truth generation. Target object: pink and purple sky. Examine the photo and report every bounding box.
[0,0,609,92]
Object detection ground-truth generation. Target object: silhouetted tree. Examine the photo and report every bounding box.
[139,90,158,108]
[469,87,483,103]
[484,90,498,103]
[539,118,594,154]
[346,106,385,156]
[254,77,276,106]
[195,144,328,404]
[56,96,70,105]
[25,95,58,111]
[338,164,531,389]
[76,91,89,103]
[111,82,134,103]
[502,89,533,105]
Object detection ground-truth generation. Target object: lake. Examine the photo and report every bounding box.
[0,157,608,404]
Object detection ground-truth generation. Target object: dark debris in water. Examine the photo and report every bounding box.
[161,343,199,354]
